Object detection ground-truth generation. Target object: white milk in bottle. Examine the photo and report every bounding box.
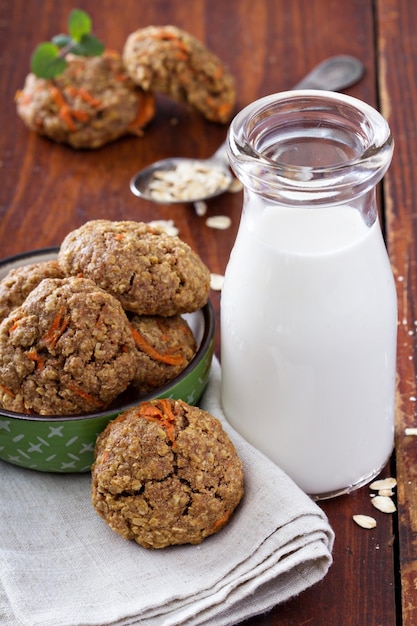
[221,91,397,499]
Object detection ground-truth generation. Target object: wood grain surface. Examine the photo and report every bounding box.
[377,1,417,625]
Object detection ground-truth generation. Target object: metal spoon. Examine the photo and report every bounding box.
[130,55,365,204]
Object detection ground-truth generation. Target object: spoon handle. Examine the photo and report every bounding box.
[292,55,365,91]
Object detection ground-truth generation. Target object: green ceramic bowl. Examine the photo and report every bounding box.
[0,248,215,473]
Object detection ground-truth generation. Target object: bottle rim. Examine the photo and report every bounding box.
[227,90,393,204]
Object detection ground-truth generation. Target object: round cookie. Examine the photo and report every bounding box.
[123,25,236,123]
[58,219,211,316]
[130,314,196,393]
[0,276,137,415]
[15,51,155,149]
[0,260,64,323]
[91,398,244,548]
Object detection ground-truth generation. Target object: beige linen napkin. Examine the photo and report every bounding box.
[0,357,334,626]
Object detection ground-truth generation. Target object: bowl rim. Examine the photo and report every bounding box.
[0,247,215,423]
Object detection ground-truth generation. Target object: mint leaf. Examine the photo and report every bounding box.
[30,9,104,78]
[30,42,67,79]
[71,34,105,57]
[68,9,92,42]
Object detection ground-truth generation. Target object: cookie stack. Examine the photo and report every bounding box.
[0,219,210,415]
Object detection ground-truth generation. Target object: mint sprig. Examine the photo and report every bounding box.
[30,9,104,79]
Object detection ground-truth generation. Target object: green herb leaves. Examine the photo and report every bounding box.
[31,43,67,79]
[66,8,93,41]
[31,9,104,79]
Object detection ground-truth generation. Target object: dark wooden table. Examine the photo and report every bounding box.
[1,0,416,624]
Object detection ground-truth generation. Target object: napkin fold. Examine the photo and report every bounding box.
[0,357,334,626]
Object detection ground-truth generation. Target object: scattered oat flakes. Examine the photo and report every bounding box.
[405,427,417,436]
[147,219,179,237]
[147,162,231,202]
[371,495,396,514]
[369,477,397,491]
[210,273,224,291]
[353,514,377,529]
[206,215,232,230]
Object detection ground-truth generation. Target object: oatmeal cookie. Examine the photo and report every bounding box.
[58,219,210,316]
[15,51,155,149]
[0,277,137,415]
[0,259,64,323]
[130,314,196,392]
[91,398,244,548]
[123,25,236,123]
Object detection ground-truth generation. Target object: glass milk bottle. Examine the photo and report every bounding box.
[221,90,396,500]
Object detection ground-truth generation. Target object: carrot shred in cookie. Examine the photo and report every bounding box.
[70,108,90,123]
[50,86,75,130]
[27,349,44,370]
[50,85,91,131]
[212,509,231,531]
[138,399,177,448]
[130,325,185,366]
[206,98,230,121]
[42,306,70,350]
[152,28,189,50]
[8,317,20,332]
[67,382,104,408]
[0,383,15,398]
[64,85,101,107]
[127,91,156,134]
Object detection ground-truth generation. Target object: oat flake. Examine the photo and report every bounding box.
[194,201,207,216]
[353,514,377,529]
[210,273,224,291]
[369,477,397,491]
[147,220,179,237]
[206,215,232,230]
[371,495,396,514]
[378,488,394,497]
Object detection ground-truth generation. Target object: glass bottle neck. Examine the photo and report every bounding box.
[227,90,393,209]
